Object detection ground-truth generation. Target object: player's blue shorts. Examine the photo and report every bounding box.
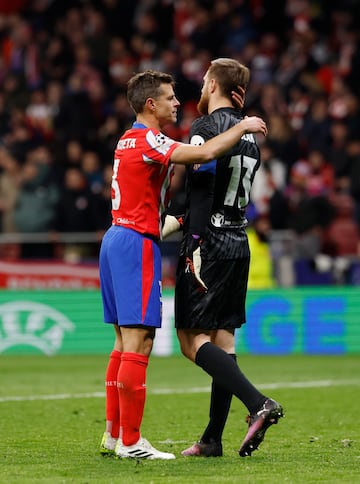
[99,225,162,327]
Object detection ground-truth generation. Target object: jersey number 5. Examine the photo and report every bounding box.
[111,158,121,210]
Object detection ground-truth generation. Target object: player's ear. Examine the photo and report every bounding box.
[145,98,156,112]
[209,78,217,94]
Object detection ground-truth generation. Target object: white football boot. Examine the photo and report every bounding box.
[115,436,175,460]
[99,431,118,456]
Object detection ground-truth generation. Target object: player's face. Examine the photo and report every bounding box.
[197,71,210,115]
[153,83,180,128]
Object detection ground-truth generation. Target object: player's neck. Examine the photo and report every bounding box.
[208,96,234,114]
[136,113,161,131]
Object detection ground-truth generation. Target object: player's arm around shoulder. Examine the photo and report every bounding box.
[170,116,267,165]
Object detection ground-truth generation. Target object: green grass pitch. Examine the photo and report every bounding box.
[0,354,359,483]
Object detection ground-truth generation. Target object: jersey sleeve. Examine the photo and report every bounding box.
[143,129,180,165]
[189,117,217,175]
[187,116,217,236]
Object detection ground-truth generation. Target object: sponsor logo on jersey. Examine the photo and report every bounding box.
[115,217,135,226]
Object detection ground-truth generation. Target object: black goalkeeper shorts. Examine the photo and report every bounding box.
[174,255,250,330]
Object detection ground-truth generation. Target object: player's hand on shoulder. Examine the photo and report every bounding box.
[241,116,268,137]
[231,85,245,110]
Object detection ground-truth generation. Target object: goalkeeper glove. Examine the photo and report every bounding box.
[162,214,184,239]
[185,234,208,292]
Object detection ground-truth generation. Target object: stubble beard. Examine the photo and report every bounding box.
[197,93,209,116]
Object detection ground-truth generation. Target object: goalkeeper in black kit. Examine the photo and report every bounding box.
[165,58,284,457]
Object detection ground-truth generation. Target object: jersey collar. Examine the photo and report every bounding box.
[212,107,239,115]
[132,122,147,129]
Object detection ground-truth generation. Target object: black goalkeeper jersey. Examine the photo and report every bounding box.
[183,107,261,260]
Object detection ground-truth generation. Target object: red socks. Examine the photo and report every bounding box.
[118,352,149,446]
[105,350,122,438]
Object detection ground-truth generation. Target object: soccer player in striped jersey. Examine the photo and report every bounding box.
[99,69,268,459]
[174,59,284,458]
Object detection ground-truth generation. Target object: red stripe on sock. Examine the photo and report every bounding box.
[105,350,122,438]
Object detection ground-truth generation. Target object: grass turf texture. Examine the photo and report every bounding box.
[0,354,359,483]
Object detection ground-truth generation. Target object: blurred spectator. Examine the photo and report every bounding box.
[258,83,288,118]
[0,147,21,260]
[327,121,350,182]
[56,73,96,144]
[13,146,60,258]
[56,166,103,233]
[0,147,21,233]
[343,92,360,139]
[0,92,11,137]
[42,34,73,83]
[287,83,310,131]
[187,5,219,54]
[2,73,29,111]
[322,193,360,257]
[3,107,36,162]
[25,88,55,142]
[107,37,136,92]
[299,94,332,153]
[53,139,85,182]
[97,113,122,162]
[55,166,103,261]
[306,149,335,197]
[2,18,42,89]
[284,158,336,258]
[223,9,257,55]
[82,3,111,71]
[346,139,360,227]
[96,163,113,231]
[266,113,302,174]
[250,142,288,227]
[81,150,104,195]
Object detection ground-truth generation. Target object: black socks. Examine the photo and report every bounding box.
[201,354,236,444]
[195,342,266,416]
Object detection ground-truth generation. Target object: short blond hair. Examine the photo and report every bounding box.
[207,58,250,100]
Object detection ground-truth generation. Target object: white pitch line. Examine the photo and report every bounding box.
[0,379,359,403]
[151,378,360,394]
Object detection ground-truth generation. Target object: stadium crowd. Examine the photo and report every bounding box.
[0,0,359,264]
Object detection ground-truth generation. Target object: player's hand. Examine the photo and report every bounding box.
[231,85,245,110]
[162,214,184,239]
[241,116,268,137]
[185,235,208,292]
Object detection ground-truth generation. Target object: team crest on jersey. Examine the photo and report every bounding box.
[145,130,175,156]
[155,133,166,145]
[190,135,205,171]
[190,134,205,146]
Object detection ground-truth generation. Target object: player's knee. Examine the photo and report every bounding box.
[178,338,196,362]
[181,345,196,361]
